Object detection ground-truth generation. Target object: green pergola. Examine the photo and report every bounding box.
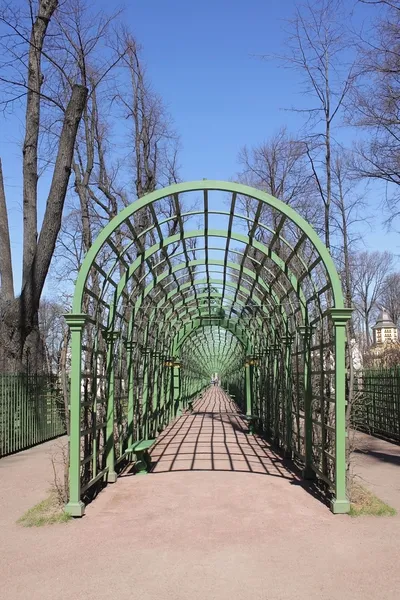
[64,180,352,517]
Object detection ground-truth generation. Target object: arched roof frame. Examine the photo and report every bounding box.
[72,181,344,328]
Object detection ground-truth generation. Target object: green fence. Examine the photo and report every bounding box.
[352,368,400,443]
[0,374,66,457]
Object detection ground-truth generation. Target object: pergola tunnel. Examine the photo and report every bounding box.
[65,181,352,517]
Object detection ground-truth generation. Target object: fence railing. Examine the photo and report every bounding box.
[0,374,66,457]
[352,368,400,443]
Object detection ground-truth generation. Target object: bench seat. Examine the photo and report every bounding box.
[125,439,155,474]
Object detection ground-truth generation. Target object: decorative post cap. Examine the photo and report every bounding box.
[328,307,353,325]
[64,313,87,329]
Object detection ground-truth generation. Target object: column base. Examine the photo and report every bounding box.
[283,449,292,459]
[107,471,118,483]
[331,498,351,514]
[302,465,316,480]
[65,500,85,517]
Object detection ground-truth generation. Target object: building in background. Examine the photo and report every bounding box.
[372,308,398,346]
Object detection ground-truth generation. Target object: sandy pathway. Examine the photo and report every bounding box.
[1,387,399,600]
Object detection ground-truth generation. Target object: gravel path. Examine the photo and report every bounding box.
[1,387,399,600]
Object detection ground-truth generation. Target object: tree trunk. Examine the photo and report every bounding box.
[0,84,88,372]
[0,159,14,300]
[22,0,58,288]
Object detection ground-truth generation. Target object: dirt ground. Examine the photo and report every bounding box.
[1,387,400,600]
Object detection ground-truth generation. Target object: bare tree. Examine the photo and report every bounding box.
[237,127,320,226]
[331,150,368,311]
[0,1,88,371]
[275,0,355,250]
[380,272,400,325]
[39,298,69,374]
[352,250,394,345]
[350,0,400,229]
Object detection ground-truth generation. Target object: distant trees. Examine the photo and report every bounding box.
[275,0,356,252]
[380,273,400,326]
[241,0,400,347]
[38,299,68,375]
[351,0,400,229]
[237,128,319,226]
[352,251,394,346]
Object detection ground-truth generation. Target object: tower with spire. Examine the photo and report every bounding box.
[372,307,398,346]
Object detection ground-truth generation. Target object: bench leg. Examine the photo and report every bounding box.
[135,450,151,475]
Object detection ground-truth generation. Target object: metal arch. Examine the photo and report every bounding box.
[107,232,308,328]
[175,320,250,353]
[72,180,344,312]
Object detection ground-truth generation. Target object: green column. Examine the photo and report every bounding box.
[159,364,166,427]
[64,314,87,517]
[282,335,294,458]
[265,348,272,435]
[173,359,181,417]
[142,348,150,439]
[299,325,315,480]
[152,352,160,436]
[271,345,280,445]
[330,308,353,514]
[245,360,252,416]
[126,341,135,448]
[105,330,119,483]
[169,363,174,419]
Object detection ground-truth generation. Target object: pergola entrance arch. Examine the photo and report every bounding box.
[65,180,352,517]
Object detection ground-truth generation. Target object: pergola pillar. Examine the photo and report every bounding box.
[282,334,294,458]
[64,314,87,517]
[298,325,315,480]
[245,358,253,416]
[330,307,353,514]
[126,340,136,447]
[173,359,182,416]
[105,330,119,483]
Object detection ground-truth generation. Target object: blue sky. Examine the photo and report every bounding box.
[1,0,399,294]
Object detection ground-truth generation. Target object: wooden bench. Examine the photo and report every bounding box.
[242,415,261,435]
[125,439,155,474]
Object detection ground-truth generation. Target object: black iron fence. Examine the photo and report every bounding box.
[351,368,400,443]
[0,373,66,457]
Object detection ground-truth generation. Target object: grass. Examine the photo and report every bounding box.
[17,493,71,527]
[349,484,397,517]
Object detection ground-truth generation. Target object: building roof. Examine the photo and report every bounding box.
[372,308,397,330]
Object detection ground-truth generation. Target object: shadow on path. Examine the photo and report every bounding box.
[354,448,400,467]
[121,387,328,507]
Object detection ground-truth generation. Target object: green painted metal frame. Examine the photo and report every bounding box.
[65,180,351,516]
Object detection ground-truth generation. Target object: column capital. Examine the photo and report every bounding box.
[64,313,87,331]
[329,307,353,326]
